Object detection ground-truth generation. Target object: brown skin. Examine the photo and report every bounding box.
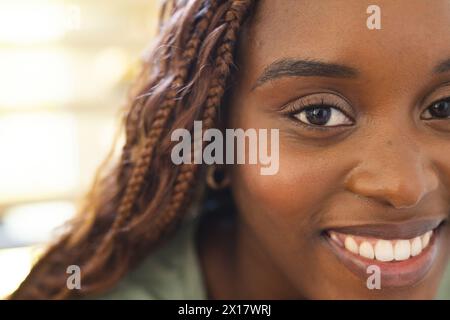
[198,0,450,299]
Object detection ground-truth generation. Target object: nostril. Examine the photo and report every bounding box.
[344,157,440,210]
[345,171,432,209]
[361,190,420,210]
[374,180,430,209]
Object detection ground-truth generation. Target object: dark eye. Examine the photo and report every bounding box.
[293,106,353,127]
[422,99,450,119]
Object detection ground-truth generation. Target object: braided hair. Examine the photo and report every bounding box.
[10,0,256,299]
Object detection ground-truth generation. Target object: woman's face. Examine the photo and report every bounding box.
[227,0,450,299]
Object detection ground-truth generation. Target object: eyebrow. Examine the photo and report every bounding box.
[434,58,450,73]
[252,58,359,90]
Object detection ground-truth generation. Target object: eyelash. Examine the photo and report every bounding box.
[422,97,450,120]
[285,98,354,131]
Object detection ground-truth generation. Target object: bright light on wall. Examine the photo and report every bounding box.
[0,49,72,108]
[92,47,130,91]
[0,2,80,45]
[0,246,43,299]
[2,201,76,245]
[0,113,80,203]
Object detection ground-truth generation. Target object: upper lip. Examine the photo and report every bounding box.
[326,218,446,240]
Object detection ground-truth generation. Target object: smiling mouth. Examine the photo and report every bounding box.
[323,220,446,288]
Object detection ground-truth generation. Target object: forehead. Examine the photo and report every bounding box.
[241,0,450,84]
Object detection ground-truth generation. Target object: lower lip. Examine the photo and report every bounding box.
[323,227,441,288]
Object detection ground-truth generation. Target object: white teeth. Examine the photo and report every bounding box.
[394,240,411,261]
[359,241,375,259]
[375,240,395,262]
[422,231,432,248]
[332,229,435,262]
[411,237,423,256]
[344,236,359,254]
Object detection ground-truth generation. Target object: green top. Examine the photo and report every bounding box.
[99,217,450,300]
[99,217,207,299]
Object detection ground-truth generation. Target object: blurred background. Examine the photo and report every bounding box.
[0,0,160,298]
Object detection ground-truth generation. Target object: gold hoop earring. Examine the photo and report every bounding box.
[206,165,230,190]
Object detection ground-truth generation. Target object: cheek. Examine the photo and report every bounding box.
[230,141,344,236]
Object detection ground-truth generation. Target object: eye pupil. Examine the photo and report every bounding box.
[305,107,331,125]
[429,100,450,118]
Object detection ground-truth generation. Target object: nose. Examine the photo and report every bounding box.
[344,137,439,209]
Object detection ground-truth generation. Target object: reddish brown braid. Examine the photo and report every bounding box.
[82,0,221,271]
[10,0,256,299]
[115,0,215,228]
[150,1,251,240]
